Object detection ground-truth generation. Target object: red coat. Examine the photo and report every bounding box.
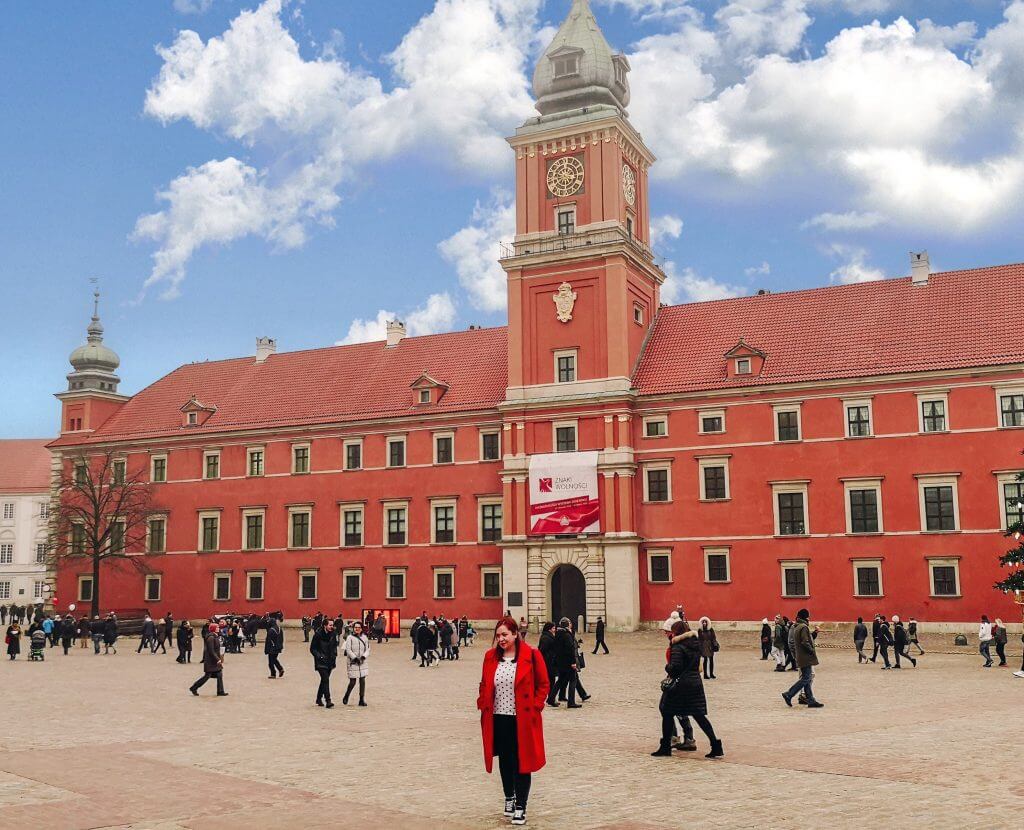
[477,640,550,774]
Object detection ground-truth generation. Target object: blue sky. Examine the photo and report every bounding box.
[2,0,1021,438]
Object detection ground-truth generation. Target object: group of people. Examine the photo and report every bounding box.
[0,603,43,627]
[850,615,922,669]
[410,613,475,666]
[536,618,591,708]
[5,612,120,659]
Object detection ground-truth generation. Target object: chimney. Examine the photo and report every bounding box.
[910,251,930,286]
[255,337,276,364]
[386,320,406,348]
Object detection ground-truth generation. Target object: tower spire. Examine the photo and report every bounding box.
[66,282,121,393]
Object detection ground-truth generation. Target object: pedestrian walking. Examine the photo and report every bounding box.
[153,616,169,654]
[591,616,609,655]
[477,616,549,826]
[89,615,105,654]
[137,615,155,653]
[103,613,118,654]
[698,617,718,679]
[892,616,917,668]
[545,618,580,708]
[853,617,868,663]
[372,612,387,645]
[59,615,75,655]
[652,619,724,758]
[876,616,894,668]
[410,615,424,661]
[301,615,312,642]
[537,622,556,691]
[979,615,994,667]
[459,615,470,647]
[760,618,772,660]
[189,623,227,696]
[42,616,54,648]
[781,609,824,708]
[176,620,193,663]
[907,617,924,655]
[265,616,285,678]
[78,615,90,649]
[993,618,1008,666]
[771,614,786,670]
[310,618,338,707]
[5,622,20,660]
[870,614,882,662]
[342,620,370,705]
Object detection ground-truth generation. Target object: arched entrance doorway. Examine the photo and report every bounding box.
[550,564,587,631]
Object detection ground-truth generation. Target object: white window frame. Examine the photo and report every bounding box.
[927,556,961,598]
[772,481,810,536]
[386,567,407,600]
[38,502,51,520]
[996,471,1024,530]
[386,435,407,468]
[246,446,265,478]
[150,454,168,483]
[430,498,457,545]
[146,515,168,554]
[0,581,10,600]
[202,450,221,480]
[843,398,874,438]
[780,560,809,598]
[697,408,726,435]
[246,571,265,601]
[342,568,363,601]
[0,543,12,564]
[480,566,502,599]
[917,391,949,434]
[633,302,644,326]
[34,542,47,564]
[197,510,221,552]
[241,508,266,551]
[340,503,365,548]
[213,572,232,602]
[735,357,752,375]
[553,420,578,453]
[287,506,313,550]
[553,349,578,384]
[291,442,311,475]
[996,386,1024,428]
[343,438,363,470]
[554,204,577,236]
[419,388,432,404]
[773,402,803,442]
[383,501,409,547]
[111,458,127,485]
[642,463,672,503]
[698,457,731,501]
[187,411,198,426]
[479,429,501,461]
[144,574,162,603]
[843,478,884,534]
[643,414,668,438]
[33,580,46,601]
[433,431,455,465]
[703,547,731,584]
[851,558,883,598]
[2,503,14,521]
[433,567,455,600]
[478,497,503,543]
[916,474,960,533]
[77,575,94,602]
[298,569,319,601]
[646,549,673,584]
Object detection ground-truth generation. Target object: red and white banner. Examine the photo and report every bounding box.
[528,451,600,535]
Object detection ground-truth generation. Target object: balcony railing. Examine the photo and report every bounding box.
[499,226,655,262]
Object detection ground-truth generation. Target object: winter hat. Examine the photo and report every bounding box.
[892,615,901,623]
[762,618,769,624]
[662,611,680,632]
[797,608,809,620]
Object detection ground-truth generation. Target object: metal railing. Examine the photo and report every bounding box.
[499,226,655,261]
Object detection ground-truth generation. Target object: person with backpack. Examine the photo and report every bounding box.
[892,616,917,668]
[781,609,823,708]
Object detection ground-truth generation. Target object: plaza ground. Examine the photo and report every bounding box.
[0,630,1020,830]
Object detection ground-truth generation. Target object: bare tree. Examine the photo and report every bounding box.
[49,449,156,617]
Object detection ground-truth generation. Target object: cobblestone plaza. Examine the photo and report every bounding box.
[0,630,1020,829]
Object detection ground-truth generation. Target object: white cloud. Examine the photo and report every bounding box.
[650,214,684,245]
[827,243,885,284]
[661,260,743,304]
[744,260,770,276]
[801,210,884,231]
[438,191,515,313]
[714,1,812,56]
[173,0,213,14]
[337,292,457,345]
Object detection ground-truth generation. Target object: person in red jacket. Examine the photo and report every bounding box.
[477,616,549,827]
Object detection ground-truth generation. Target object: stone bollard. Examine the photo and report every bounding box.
[954,633,969,646]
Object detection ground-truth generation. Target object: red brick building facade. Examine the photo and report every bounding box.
[51,2,1024,629]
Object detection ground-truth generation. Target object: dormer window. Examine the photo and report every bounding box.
[187,412,198,426]
[419,389,431,404]
[180,396,216,428]
[410,372,449,406]
[553,56,579,78]
[736,358,751,375]
[723,339,767,379]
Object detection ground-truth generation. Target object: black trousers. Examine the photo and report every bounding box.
[871,638,879,661]
[761,641,771,659]
[547,669,577,704]
[137,636,151,653]
[191,670,224,694]
[702,654,715,678]
[493,715,531,809]
[660,710,716,745]
[268,653,284,676]
[592,637,609,654]
[316,667,333,703]
[895,647,914,667]
[996,641,1007,665]
[878,645,891,667]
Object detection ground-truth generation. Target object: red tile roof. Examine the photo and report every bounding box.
[0,440,52,492]
[634,263,1024,395]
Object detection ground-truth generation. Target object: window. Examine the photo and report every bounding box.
[928,558,960,597]
[647,551,672,583]
[39,502,50,520]
[736,358,751,375]
[35,543,47,564]
[78,576,94,602]
[556,207,576,235]
[481,568,502,599]
[74,464,88,485]
[32,580,45,600]
[480,501,503,543]
[552,54,579,77]
[289,508,312,549]
[292,444,310,474]
[432,502,456,544]
[918,394,948,433]
[187,412,198,426]
[247,447,264,477]
[480,431,501,461]
[626,215,634,237]
[0,582,9,600]
[108,520,125,554]
[845,400,872,437]
[0,544,11,564]
[999,476,1024,529]
[299,571,318,601]
[151,455,167,483]
[698,409,725,434]
[1,503,12,521]
[148,518,166,553]
[342,506,364,547]
[385,505,407,546]
[554,423,577,453]
[243,511,265,551]
[999,392,1024,427]
[633,303,643,325]
[343,569,362,601]
[145,574,162,603]
[247,572,265,601]
[845,482,882,534]
[698,458,730,501]
[643,416,667,438]
[70,524,86,556]
[434,434,454,465]
[434,568,454,599]
[614,60,627,86]
[419,389,431,404]
[774,404,802,442]
[644,466,670,503]
[199,512,220,552]
[203,451,221,480]
[853,561,882,597]
[554,350,577,384]
[781,562,808,597]
[704,548,730,583]
[772,483,809,536]
[344,439,363,470]
[386,569,407,599]
[213,573,231,602]
[112,460,126,484]
[918,475,959,532]
[387,437,406,468]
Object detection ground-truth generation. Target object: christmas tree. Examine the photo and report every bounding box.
[995,475,1024,594]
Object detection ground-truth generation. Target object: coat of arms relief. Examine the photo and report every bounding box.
[552,282,577,323]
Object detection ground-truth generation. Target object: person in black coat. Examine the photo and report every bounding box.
[189,624,227,696]
[59,616,76,654]
[176,620,193,663]
[265,617,285,678]
[853,617,868,663]
[591,617,609,655]
[537,622,556,687]
[302,616,312,643]
[310,619,338,707]
[760,618,772,660]
[545,619,580,708]
[418,620,439,666]
[138,616,156,653]
[870,614,882,662]
[892,616,917,668]
[652,620,723,758]
[876,617,894,668]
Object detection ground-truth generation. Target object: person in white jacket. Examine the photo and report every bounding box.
[978,616,993,668]
[343,620,370,706]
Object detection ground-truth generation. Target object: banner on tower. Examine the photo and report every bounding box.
[528,451,600,535]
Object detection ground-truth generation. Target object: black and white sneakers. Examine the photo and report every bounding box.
[511,806,526,825]
[504,798,515,818]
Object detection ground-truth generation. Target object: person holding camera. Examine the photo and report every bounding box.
[342,619,370,706]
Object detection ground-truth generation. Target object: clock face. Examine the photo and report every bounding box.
[622,163,636,206]
[547,156,585,198]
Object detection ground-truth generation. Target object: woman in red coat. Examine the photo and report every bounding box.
[477,616,549,826]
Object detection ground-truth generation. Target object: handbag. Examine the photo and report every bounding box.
[660,675,678,692]
[712,642,720,653]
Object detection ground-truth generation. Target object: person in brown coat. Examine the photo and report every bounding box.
[697,616,718,679]
[189,624,227,696]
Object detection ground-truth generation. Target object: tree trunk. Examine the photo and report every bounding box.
[91,554,101,618]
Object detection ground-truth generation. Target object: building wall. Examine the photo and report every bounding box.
[0,490,49,605]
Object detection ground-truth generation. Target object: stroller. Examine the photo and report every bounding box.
[29,629,47,661]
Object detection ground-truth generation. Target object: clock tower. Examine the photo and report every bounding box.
[499,0,663,631]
